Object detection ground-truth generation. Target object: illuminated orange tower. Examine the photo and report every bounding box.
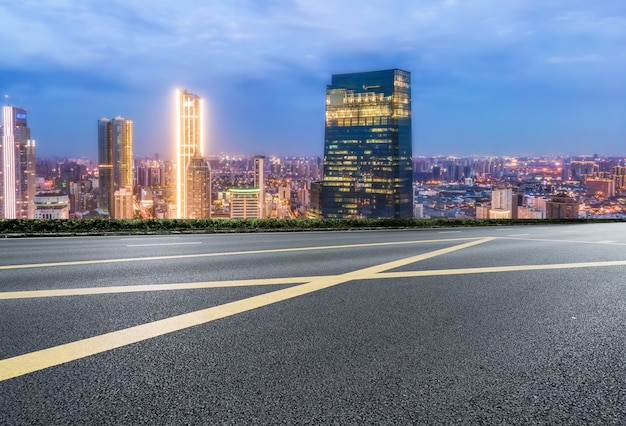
[175,89,204,218]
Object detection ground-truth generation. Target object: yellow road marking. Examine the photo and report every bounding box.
[6,238,626,300]
[0,237,492,381]
[0,237,478,271]
[0,277,326,300]
[376,259,626,278]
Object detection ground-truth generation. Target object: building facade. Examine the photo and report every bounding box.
[489,186,513,218]
[322,69,413,218]
[176,89,204,218]
[98,117,134,218]
[0,105,36,218]
[34,193,69,219]
[185,152,211,218]
[546,194,579,219]
[229,188,260,219]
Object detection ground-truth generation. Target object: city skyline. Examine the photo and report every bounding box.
[1,1,625,159]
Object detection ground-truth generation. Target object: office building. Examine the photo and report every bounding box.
[185,152,211,218]
[98,117,134,218]
[229,188,260,219]
[0,105,36,218]
[176,89,205,218]
[322,69,413,218]
[33,193,69,219]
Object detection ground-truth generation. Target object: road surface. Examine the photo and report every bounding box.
[1,223,626,424]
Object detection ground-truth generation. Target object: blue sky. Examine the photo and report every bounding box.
[1,0,625,159]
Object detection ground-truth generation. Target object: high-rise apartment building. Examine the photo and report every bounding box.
[176,89,205,218]
[0,105,36,218]
[98,117,134,218]
[546,194,579,219]
[322,69,413,218]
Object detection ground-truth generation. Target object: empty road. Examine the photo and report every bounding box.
[1,223,626,424]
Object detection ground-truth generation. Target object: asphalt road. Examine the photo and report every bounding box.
[1,223,626,424]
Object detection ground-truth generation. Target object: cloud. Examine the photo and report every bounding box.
[2,0,625,157]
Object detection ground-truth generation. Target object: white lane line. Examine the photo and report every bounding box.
[126,242,203,247]
[508,234,530,237]
[0,237,481,271]
[119,237,181,241]
[438,231,462,234]
[498,237,626,246]
[596,240,617,244]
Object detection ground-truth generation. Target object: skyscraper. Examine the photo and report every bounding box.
[0,105,36,219]
[98,117,134,218]
[322,69,413,219]
[176,89,204,218]
[185,152,211,218]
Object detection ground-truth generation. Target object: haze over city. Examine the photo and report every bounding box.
[1,0,625,159]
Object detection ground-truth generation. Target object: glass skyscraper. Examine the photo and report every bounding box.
[322,69,413,219]
[1,105,36,219]
[98,117,134,218]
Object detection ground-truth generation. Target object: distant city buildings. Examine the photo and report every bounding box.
[12,84,626,222]
[0,105,36,218]
[97,117,134,218]
[322,69,413,219]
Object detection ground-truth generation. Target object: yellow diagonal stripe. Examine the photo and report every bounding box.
[0,238,493,381]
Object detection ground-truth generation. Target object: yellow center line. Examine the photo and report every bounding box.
[0,237,493,381]
[0,277,326,300]
[376,259,626,278]
[6,237,626,301]
[500,236,626,246]
[0,237,479,271]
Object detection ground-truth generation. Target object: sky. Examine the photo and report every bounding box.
[1,0,625,160]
